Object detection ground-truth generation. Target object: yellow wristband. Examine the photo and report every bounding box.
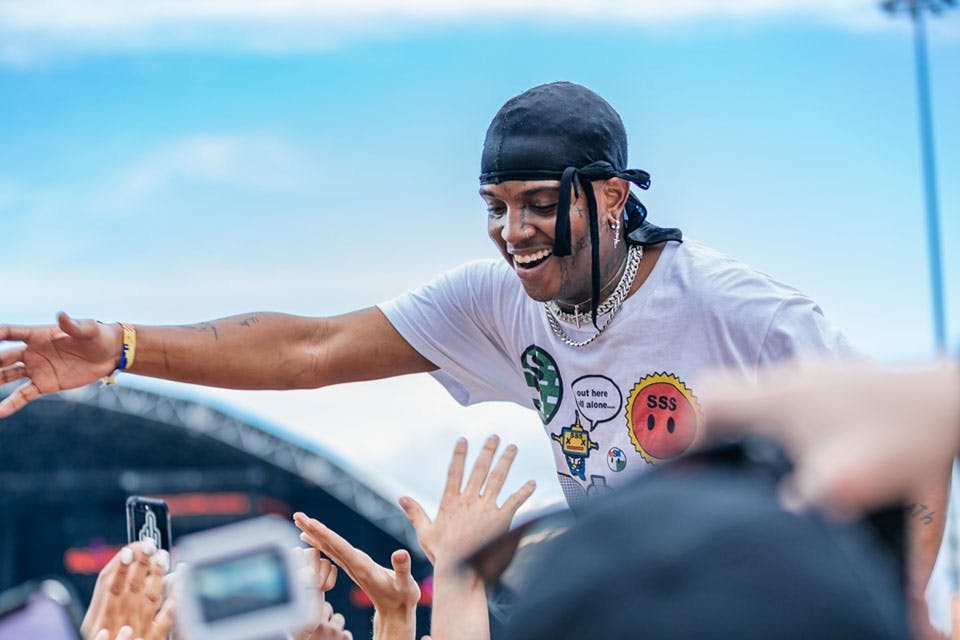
[118,322,136,371]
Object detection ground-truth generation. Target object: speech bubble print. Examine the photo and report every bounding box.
[571,375,623,430]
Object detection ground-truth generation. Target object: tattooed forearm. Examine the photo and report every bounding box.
[239,315,260,328]
[905,503,936,525]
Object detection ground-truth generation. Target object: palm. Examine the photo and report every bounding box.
[400,436,536,566]
[24,328,113,391]
[0,314,115,416]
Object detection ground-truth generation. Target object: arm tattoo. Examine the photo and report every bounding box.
[194,322,219,341]
[905,503,936,525]
[239,315,260,328]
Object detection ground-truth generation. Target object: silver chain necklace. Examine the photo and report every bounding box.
[544,244,643,348]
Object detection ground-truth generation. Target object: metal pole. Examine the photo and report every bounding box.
[910,4,949,353]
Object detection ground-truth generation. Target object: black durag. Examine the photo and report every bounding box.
[479,81,682,328]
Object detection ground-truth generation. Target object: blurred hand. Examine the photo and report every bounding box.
[81,541,174,640]
[702,359,960,516]
[0,312,120,418]
[294,547,353,640]
[294,513,419,633]
[399,435,535,569]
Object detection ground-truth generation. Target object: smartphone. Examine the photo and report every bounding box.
[0,580,83,640]
[126,495,173,555]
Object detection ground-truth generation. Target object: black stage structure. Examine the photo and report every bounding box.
[0,382,430,637]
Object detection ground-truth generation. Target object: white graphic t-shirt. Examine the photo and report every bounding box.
[379,240,850,506]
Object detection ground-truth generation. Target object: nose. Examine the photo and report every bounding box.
[500,208,529,245]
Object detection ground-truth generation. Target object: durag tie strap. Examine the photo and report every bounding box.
[554,161,681,328]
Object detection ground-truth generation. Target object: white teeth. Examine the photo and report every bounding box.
[514,249,551,265]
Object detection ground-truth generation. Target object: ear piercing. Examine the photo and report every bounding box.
[609,217,621,247]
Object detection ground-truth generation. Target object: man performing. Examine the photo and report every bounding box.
[0,81,848,495]
[0,83,943,617]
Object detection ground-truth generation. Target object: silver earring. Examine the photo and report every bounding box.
[611,218,621,247]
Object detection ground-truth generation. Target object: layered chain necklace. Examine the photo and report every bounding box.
[544,244,643,348]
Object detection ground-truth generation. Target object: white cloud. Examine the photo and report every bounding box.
[0,0,947,65]
[107,134,317,208]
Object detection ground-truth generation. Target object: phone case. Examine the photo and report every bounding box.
[125,496,173,553]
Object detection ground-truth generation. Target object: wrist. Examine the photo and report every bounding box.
[433,559,482,590]
[373,608,417,640]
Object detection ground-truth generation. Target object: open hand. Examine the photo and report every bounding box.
[399,435,535,569]
[0,312,120,418]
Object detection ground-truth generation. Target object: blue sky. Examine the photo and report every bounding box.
[2,1,959,510]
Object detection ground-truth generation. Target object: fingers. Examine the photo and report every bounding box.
[0,325,33,343]
[0,362,26,384]
[398,497,432,537]
[107,546,136,598]
[0,380,41,418]
[294,513,368,584]
[295,514,350,559]
[482,443,518,499]
[464,435,499,495]
[126,540,157,595]
[320,559,338,592]
[144,599,175,640]
[329,612,346,631]
[390,549,412,580]
[0,346,25,367]
[501,480,536,516]
[57,312,100,339]
[320,600,334,622]
[143,552,168,606]
[442,437,468,499]
[303,547,338,592]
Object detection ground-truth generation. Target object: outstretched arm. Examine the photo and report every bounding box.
[0,307,435,417]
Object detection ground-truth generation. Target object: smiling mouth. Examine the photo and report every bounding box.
[513,248,552,270]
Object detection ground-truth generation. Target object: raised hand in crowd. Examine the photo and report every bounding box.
[399,435,536,640]
[294,547,352,640]
[702,359,960,515]
[294,513,419,640]
[81,540,174,640]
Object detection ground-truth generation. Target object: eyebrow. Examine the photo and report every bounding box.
[478,186,560,198]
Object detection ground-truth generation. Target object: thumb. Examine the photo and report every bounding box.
[390,549,412,578]
[57,312,99,339]
[398,496,432,534]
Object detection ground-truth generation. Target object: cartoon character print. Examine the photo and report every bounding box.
[551,413,599,481]
[520,345,563,424]
[625,372,701,464]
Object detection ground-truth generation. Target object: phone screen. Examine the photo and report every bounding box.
[0,588,81,640]
[126,496,173,553]
[194,547,291,623]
